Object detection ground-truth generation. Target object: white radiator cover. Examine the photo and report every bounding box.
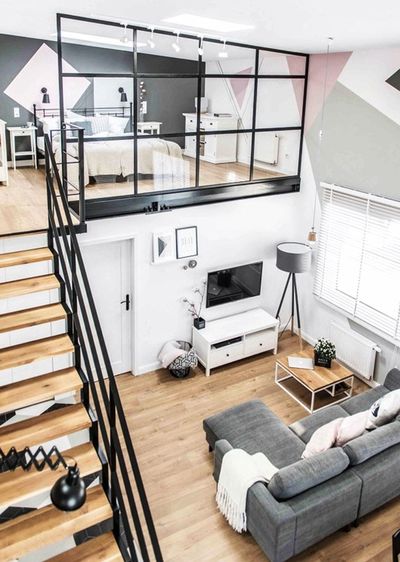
[330,322,380,380]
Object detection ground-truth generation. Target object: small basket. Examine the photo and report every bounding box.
[169,341,194,378]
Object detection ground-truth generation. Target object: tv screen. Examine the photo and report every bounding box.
[206,262,263,308]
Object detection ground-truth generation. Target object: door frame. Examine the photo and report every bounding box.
[80,234,137,375]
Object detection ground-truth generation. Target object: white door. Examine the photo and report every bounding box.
[82,239,132,375]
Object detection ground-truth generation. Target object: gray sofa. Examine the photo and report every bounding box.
[203,368,400,562]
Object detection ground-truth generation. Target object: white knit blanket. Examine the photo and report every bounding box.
[216,449,278,533]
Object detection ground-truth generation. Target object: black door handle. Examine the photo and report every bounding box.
[120,294,130,311]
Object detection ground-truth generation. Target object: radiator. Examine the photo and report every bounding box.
[254,134,279,165]
[330,322,381,380]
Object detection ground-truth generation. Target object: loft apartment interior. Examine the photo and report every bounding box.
[1,1,400,561]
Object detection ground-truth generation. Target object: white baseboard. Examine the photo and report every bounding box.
[135,360,161,376]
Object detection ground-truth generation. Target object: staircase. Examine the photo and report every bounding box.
[0,134,163,561]
[0,235,121,560]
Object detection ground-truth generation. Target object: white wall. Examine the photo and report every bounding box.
[80,191,308,374]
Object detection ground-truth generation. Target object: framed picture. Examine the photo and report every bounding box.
[176,226,198,259]
[152,230,175,264]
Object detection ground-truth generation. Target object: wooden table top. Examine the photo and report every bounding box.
[276,347,353,391]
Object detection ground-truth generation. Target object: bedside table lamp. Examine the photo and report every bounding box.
[275,242,311,349]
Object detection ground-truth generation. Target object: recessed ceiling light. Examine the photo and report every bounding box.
[56,31,146,48]
[163,14,254,33]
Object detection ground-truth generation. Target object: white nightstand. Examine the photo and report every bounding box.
[7,126,37,171]
[137,122,162,135]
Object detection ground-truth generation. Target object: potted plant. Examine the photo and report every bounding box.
[314,338,336,368]
[183,281,207,329]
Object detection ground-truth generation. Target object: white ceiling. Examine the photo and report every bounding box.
[1,0,400,54]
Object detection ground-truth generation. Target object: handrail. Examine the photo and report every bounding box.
[44,133,163,562]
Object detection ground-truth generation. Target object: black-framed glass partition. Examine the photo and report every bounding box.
[51,13,309,219]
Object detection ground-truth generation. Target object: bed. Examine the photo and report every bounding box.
[34,107,184,188]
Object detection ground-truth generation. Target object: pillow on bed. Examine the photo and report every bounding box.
[90,115,110,135]
[108,116,129,135]
[65,110,87,122]
[69,120,93,137]
[40,117,60,134]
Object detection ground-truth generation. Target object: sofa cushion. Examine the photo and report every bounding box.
[341,386,388,415]
[268,448,349,500]
[384,368,400,391]
[289,405,349,444]
[203,400,304,468]
[343,420,400,465]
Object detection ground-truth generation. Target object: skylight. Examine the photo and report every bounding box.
[163,14,254,33]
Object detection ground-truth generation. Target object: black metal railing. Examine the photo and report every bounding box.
[44,132,163,562]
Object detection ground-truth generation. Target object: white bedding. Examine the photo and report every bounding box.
[50,135,183,187]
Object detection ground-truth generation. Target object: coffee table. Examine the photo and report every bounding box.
[275,348,354,413]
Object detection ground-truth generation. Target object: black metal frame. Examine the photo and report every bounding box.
[44,133,163,561]
[56,12,309,220]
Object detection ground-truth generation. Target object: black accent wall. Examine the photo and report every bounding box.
[0,33,202,158]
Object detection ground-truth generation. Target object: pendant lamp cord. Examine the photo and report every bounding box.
[311,37,333,231]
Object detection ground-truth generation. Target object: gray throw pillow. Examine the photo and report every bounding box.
[268,448,349,500]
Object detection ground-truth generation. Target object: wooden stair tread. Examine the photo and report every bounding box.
[0,303,67,334]
[0,486,112,561]
[47,533,123,562]
[0,274,60,299]
[0,333,74,370]
[0,403,91,451]
[0,367,82,415]
[0,442,100,509]
[0,247,53,268]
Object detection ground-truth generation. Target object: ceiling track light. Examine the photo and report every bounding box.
[148,27,155,49]
[198,36,204,57]
[120,24,129,45]
[218,39,228,59]
[172,32,181,53]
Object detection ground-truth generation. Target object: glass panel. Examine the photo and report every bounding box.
[253,130,300,178]
[199,131,251,187]
[136,77,198,135]
[258,50,306,76]
[203,42,256,75]
[137,31,199,74]
[256,79,304,128]
[137,136,194,193]
[203,77,254,130]
[60,19,134,74]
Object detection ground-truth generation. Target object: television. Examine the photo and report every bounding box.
[206,262,263,308]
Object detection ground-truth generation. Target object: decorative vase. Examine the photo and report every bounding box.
[314,351,331,368]
[194,317,206,330]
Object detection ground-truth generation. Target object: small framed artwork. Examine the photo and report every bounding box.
[152,230,175,264]
[176,226,198,259]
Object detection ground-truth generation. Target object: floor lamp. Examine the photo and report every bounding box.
[275,242,311,350]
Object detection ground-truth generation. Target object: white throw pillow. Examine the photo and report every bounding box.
[65,110,87,122]
[108,116,129,135]
[90,115,110,135]
[366,389,400,429]
[40,116,60,134]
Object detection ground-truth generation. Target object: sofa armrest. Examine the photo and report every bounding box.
[384,368,400,391]
[247,483,296,562]
[213,439,233,482]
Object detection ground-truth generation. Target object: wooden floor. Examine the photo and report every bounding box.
[0,159,282,236]
[115,334,399,562]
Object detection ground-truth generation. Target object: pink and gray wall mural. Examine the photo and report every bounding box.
[306,47,400,199]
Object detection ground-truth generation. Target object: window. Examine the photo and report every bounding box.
[314,184,400,341]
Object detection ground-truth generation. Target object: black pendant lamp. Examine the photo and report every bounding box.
[119,87,128,102]
[41,87,50,104]
[51,462,87,511]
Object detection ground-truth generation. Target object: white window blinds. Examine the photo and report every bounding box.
[314,183,400,341]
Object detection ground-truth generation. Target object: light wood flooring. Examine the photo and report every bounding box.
[1,159,282,236]
[115,334,399,562]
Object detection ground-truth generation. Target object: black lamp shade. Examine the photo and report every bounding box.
[118,87,127,102]
[41,87,50,104]
[51,464,86,511]
[276,242,311,273]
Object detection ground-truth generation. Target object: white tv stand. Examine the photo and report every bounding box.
[193,308,279,377]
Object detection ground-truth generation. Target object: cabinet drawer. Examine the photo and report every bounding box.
[245,330,276,356]
[186,117,197,127]
[210,342,244,368]
[14,129,32,137]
